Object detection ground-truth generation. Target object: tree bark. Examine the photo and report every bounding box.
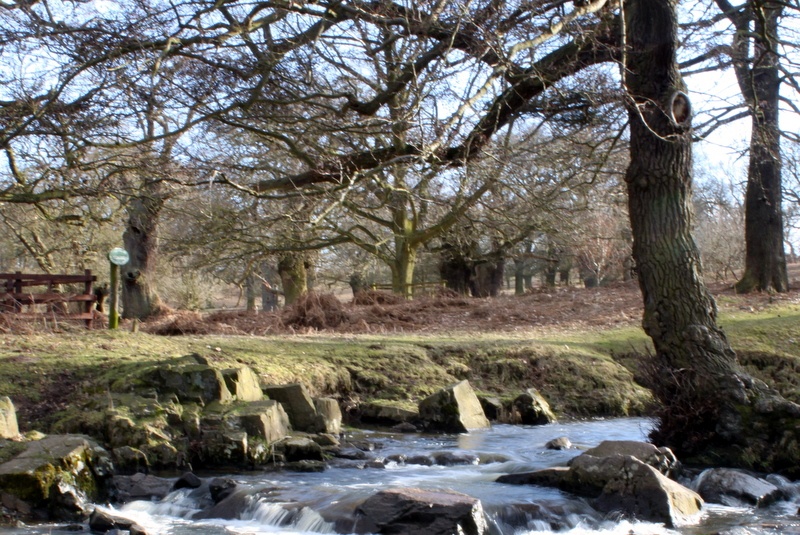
[278,253,308,306]
[729,0,788,293]
[245,273,258,312]
[625,0,800,476]
[440,245,473,295]
[391,239,418,299]
[514,258,526,296]
[121,195,164,320]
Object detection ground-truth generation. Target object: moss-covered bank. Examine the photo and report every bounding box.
[0,301,797,434]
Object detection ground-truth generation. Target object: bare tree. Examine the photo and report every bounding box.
[625,0,800,475]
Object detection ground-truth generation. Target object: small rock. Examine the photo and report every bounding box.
[545,437,572,450]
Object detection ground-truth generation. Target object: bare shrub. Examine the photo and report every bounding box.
[283,292,349,330]
[352,290,404,306]
[145,311,218,336]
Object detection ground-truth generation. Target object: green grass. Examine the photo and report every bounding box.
[0,302,797,431]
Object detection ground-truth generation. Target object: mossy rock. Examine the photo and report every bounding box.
[0,435,112,521]
[135,356,233,405]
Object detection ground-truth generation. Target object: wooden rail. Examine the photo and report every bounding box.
[0,270,97,329]
[371,281,446,296]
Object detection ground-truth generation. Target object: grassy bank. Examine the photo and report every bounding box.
[1,300,798,433]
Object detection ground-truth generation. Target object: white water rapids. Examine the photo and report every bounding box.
[4,418,800,535]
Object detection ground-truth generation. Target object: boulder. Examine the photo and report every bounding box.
[110,446,149,475]
[223,400,291,444]
[0,397,20,439]
[695,468,785,507]
[418,381,490,433]
[280,437,325,463]
[89,508,148,535]
[0,435,112,521]
[477,396,507,422]
[209,477,238,503]
[222,367,263,402]
[313,433,340,447]
[593,455,703,527]
[314,398,342,435]
[193,424,248,467]
[173,472,202,491]
[512,388,556,425]
[360,402,419,425]
[141,357,232,405]
[581,440,678,476]
[262,383,320,432]
[354,488,487,535]
[498,454,702,528]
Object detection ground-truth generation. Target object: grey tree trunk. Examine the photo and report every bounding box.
[121,194,164,319]
[724,0,789,293]
[278,253,307,306]
[625,0,800,476]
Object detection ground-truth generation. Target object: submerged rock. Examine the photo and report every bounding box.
[354,487,487,535]
[545,436,572,450]
[111,473,173,503]
[418,380,490,433]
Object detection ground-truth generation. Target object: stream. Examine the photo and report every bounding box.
[4,418,800,535]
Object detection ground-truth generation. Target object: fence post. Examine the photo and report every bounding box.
[13,272,22,313]
[84,269,94,329]
[107,248,129,329]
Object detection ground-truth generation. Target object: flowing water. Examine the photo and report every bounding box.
[5,418,800,535]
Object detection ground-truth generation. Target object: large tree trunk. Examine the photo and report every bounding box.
[730,0,788,293]
[121,195,164,319]
[277,253,307,306]
[514,258,526,296]
[471,256,505,297]
[440,251,472,295]
[625,0,800,475]
[391,239,417,299]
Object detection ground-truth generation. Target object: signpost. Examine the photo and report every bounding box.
[108,248,129,329]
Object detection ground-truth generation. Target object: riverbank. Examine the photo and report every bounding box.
[1,283,798,434]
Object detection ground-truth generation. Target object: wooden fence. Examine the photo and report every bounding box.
[370,281,446,297]
[0,270,97,329]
